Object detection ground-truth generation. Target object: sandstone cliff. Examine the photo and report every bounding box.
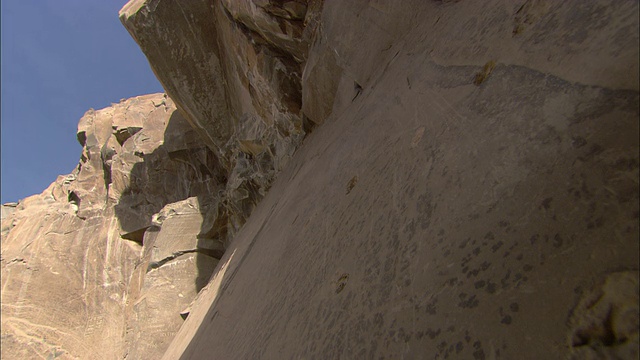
[1,95,224,359]
[1,0,639,359]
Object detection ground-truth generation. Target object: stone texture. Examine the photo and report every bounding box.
[119,0,231,154]
[120,0,324,241]
[2,0,638,359]
[124,198,219,360]
[164,1,639,359]
[1,94,224,359]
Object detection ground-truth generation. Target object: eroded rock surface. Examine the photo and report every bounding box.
[120,0,323,240]
[2,0,638,359]
[164,1,639,359]
[1,94,225,359]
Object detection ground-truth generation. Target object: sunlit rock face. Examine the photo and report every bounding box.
[1,94,225,359]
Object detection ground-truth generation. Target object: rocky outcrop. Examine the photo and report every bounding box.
[2,0,638,359]
[1,94,225,359]
[163,1,639,359]
[120,0,324,242]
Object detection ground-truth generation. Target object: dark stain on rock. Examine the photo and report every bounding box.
[553,233,564,248]
[474,60,496,85]
[571,136,587,148]
[578,143,604,162]
[474,280,486,289]
[417,193,434,229]
[529,234,539,245]
[486,281,497,294]
[491,241,504,253]
[541,197,553,209]
[467,268,480,278]
[510,303,519,312]
[346,176,358,194]
[335,273,349,294]
[426,328,442,340]
[437,341,448,353]
[473,341,485,360]
[458,294,479,309]
[587,216,604,229]
[501,315,512,325]
[425,297,438,315]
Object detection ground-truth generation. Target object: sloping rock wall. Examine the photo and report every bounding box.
[164,0,639,359]
[1,0,638,359]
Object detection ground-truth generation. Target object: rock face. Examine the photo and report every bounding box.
[2,0,639,359]
[120,0,323,241]
[162,1,639,359]
[1,94,225,359]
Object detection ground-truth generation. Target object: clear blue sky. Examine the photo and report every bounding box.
[1,1,164,204]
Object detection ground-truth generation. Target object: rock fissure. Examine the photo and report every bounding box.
[146,248,218,273]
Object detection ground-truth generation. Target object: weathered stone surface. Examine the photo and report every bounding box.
[120,0,324,241]
[2,0,639,359]
[119,0,231,154]
[568,271,639,359]
[124,198,219,360]
[165,1,639,359]
[1,94,224,359]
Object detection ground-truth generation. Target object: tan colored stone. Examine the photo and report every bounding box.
[1,94,225,359]
[165,1,639,359]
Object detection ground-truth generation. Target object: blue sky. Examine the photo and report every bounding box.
[1,1,164,203]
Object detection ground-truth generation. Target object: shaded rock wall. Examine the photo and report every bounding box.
[164,0,639,359]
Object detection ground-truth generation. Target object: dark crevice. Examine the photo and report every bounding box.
[121,227,148,245]
[77,131,87,147]
[68,191,81,208]
[302,114,317,134]
[114,127,143,146]
[101,160,112,201]
[147,248,220,273]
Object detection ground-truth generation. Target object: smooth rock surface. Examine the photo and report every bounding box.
[165,1,639,359]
